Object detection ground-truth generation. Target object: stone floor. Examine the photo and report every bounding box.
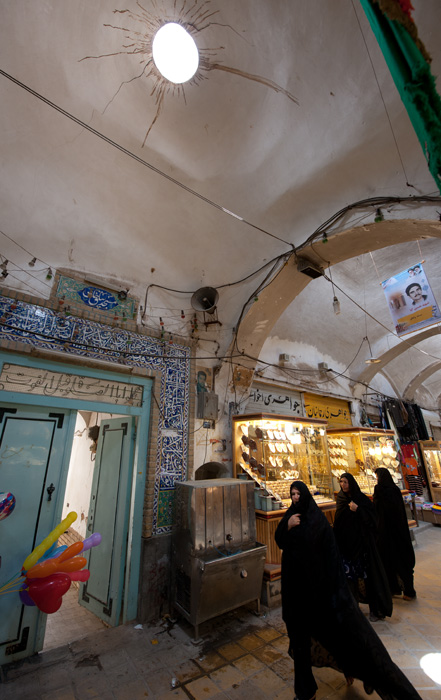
[1,525,440,700]
[42,584,107,652]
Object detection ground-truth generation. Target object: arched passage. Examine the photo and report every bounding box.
[229,219,441,396]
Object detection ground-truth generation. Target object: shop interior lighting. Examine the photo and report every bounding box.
[152,23,199,84]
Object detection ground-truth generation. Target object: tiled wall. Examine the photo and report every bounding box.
[0,283,194,536]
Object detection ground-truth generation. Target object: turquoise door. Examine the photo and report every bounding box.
[0,405,72,664]
[79,417,135,626]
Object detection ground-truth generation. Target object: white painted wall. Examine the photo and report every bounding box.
[62,413,97,539]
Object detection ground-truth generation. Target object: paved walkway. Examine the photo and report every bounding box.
[1,525,440,700]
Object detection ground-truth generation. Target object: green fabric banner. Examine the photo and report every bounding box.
[359,0,441,193]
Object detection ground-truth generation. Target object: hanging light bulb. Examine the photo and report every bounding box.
[46,268,53,280]
[333,296,341,315]
[28,257,37,267]
[0,259,8,271]
[364,336,381,364]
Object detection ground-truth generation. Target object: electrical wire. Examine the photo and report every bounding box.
[0,228,52,268]
[322,273,441,363]
[141,252,290,321]
[0,253,53,290]
[0,69,294,250]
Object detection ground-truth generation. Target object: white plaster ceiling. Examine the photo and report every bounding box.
[1,0,441,408]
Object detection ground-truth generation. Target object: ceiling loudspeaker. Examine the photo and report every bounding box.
[297,258,323,279]
[191,287,219,314]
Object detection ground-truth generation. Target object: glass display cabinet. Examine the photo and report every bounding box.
[418,440,441,503]
[232,413,334,509]
[327,428,403,495]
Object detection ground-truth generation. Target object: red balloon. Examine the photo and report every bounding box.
[28,573,71,614]
[68,569,90,582]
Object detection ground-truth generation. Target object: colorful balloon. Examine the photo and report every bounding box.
[57,542,83,562]
[27,559,59,579]
[57,556,87,573]
[28,573,71,614]
[27,554,87,579]
[68,569,90,582]
[23,511,77,572]
[81,532,102,552]
[19,583,36,607]
[0,492,16,521]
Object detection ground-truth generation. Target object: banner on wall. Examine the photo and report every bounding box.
[381,262,441,336]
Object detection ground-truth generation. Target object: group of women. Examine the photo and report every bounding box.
[275,471,420,700]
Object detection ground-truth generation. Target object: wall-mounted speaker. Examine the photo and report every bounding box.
[191,287,219,314]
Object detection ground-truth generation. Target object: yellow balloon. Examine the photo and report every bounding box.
[23,512,77,572]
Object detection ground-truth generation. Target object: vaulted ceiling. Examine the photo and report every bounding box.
[1,1,441,410]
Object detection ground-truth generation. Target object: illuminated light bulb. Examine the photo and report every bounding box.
[368,448,375,456]
[152,23,199,84]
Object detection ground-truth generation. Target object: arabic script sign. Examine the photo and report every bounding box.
[0,364,143,406]
[304,392,351,427]
[246,384,303,416]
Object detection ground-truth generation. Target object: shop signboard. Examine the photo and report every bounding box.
[246,383,303,416]
[304,393,352,428]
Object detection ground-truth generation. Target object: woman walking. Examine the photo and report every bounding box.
[333,472,392,621]
[275,480,422,700]
[374,467,416,600]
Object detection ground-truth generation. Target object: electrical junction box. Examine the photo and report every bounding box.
[318,362,329,371]
[279,353,290,363]
[197,391,219,421]
[297,258,323,279]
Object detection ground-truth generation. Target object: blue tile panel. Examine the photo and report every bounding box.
[0,295,190,534]
[57,274,137,319]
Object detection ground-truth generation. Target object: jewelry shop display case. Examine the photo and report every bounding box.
[232,413,335,565]
[418,440,441,503]
[327,427,404,495]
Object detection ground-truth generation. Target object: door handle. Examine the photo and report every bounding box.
[47,483,55,501]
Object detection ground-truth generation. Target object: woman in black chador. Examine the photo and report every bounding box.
[374,467,416,599]
[275,480,422,700]
[333,472,392,621]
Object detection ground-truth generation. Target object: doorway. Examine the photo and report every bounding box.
[43,409,132,651]
[0,354,152,665]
